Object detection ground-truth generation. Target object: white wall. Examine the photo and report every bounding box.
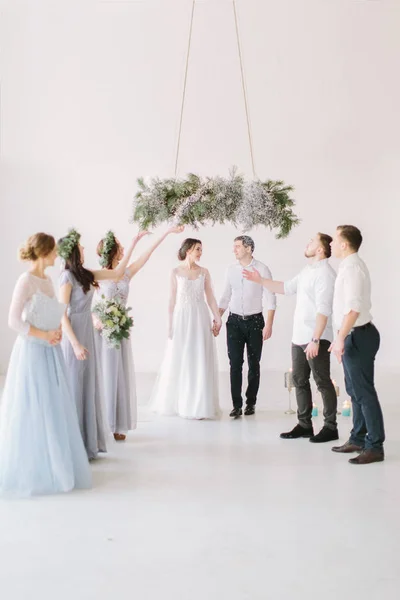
[1,0,400,378]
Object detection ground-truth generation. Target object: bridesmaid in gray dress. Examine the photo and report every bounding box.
[58,229,145,459]
[93,226,184,441]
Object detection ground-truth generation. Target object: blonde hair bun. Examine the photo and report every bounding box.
[19,233,55,262]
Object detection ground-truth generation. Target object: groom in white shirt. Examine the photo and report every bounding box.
[244,233,338,443]
[217,236,276,418]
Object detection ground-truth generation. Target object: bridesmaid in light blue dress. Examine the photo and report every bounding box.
[0,233,91,497]
[58,228,143,459]
[93,226,184,441]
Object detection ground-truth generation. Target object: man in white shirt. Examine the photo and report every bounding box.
[218,236,276,418]
[329,225,385,464]
[244,233,338,443]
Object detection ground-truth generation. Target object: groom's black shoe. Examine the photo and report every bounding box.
[230,408,243,418]
[244,405,255,416]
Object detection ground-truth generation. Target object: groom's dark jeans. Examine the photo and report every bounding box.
[227,313,265,409]
[343,323,385,451]
[292,340,337,430]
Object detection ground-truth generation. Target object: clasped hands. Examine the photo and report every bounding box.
[46,326,62,346]
[212,319,222,337]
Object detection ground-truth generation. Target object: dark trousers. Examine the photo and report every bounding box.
[227,313,265,409]
[292,340,337,430]
[343,323,385,451]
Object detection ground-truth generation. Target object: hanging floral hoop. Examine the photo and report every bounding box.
[130,168,300,238]
[130,7,300,239]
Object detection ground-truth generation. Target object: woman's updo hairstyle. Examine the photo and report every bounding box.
[178,238,202,261]
[19,233,56,262]
[96,231,119,270]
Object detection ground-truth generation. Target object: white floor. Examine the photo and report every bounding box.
[0,372,399,600]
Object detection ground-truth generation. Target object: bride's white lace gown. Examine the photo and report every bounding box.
[150,268,220,419]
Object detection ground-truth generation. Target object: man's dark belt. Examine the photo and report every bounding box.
[230,312,262,321]
[352,322,372,331]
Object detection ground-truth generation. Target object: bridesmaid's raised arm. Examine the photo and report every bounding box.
[91,231,150,282]
[127,226,184,279]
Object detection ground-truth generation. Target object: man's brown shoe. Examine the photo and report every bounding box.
[349,450,384,465]
[332,440,363,453]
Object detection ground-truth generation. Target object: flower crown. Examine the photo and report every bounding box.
[99,230,117,268]
[58,228,81,261]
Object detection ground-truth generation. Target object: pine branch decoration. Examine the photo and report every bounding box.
[130,169,300,238]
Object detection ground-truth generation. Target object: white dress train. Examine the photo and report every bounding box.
[150,268,220,419]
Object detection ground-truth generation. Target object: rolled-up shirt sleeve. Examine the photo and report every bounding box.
[260,264,277,311]
[219,267,232,310]
[284,274,299,296]
[315,271,335,317]
[343,266,364,315]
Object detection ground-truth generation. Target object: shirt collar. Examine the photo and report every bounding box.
[309,258,329,269]
[237,257,256,269]
[339,252,359,269]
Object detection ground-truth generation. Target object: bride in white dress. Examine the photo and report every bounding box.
[150,238,222,419]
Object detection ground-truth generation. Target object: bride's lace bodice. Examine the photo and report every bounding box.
[8,273,65,335]
[95,271,130,306]
[175,273,206,307]
[170,268,220,322]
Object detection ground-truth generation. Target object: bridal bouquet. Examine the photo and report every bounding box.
[92,296,134,350]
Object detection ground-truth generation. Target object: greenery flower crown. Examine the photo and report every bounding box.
[99,230,117,268]
[58,228,81,261]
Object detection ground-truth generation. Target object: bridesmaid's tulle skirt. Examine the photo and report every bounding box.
[0,336,92,498]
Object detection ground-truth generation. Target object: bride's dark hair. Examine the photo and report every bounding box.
[178,238,202,261]
[58,238,98,294]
